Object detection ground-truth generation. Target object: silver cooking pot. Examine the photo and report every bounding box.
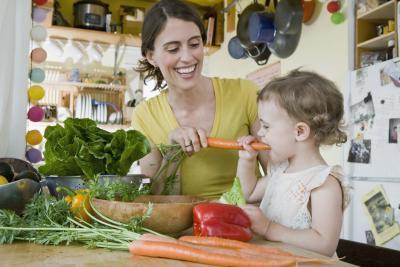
[73,0,109,31]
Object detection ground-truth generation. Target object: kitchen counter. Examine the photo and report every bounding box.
[0,239,356,267]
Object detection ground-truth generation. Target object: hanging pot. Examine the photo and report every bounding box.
[274,0,303,34]
[228,36,247,59]
[237,2,265,47]
[248,11,275,43]
[267,28,301,58]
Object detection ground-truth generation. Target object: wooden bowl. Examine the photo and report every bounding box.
[91,195,207,235]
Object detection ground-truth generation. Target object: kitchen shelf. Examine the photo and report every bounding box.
[29,121,130,132]
[354,0,398,69]
[43,81,127,92]
[358,0,396,20]
[47,26,221,55]
[47,26,141,47]
[357,31,395,49]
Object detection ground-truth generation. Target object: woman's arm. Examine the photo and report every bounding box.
[265,175,343,256]
[138,144,164,194]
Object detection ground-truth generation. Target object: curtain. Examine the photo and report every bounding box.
[0,0,30,157]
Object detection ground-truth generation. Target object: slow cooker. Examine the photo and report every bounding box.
[73,0,109,31]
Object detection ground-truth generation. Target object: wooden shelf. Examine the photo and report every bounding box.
[358,0,396,20]
[47,26,141,47]
[43,81,127,92]
[357,31,395,49]
[47,26,221,55]
[29,121,130,132]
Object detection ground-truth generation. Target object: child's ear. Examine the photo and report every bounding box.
[294,122,310,141]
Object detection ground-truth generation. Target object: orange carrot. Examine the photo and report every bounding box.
[179,236,336,265]
[179,236,293,256]
[207,137,271,151]
[140,234,277,261]
[129,240,295,267]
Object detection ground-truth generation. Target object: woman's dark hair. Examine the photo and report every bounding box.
[135,0,206,90]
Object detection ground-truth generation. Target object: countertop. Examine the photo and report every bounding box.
[0,239,356,267]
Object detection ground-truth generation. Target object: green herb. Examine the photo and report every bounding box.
[87,178,150,202]
[0,193,165,249]
[219,177,246,206]
[38,118,151,179]
[152,144,186,195]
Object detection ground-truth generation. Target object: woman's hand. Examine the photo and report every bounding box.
[168,126,208,155]
[237,135,258,161]
[241,204,271,238]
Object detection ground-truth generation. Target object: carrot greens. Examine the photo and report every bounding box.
[0,193,157,249]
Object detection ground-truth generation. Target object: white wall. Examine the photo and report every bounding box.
[0,0,30,158]
[205,0,350,165]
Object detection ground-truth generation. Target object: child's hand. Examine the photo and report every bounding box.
[237,136,258,161]
[241,204,270,238]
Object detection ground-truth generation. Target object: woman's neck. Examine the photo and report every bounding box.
[286,143,326,173]
[167,76,213,111]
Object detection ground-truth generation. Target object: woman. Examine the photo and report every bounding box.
[132,0,267,199]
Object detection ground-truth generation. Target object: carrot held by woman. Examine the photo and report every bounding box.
[207,137,271,151]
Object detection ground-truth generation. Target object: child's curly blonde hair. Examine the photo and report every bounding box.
[257,69,347,146]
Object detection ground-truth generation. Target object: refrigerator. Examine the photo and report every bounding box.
[342,58,400,251]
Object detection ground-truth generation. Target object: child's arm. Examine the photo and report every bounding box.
[236,136,267,203]
[243,175,343,257]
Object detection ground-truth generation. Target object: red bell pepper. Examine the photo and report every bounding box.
[193,203,252,242]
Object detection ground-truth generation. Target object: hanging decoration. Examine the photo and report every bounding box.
[26,0,48,164]
[327,0,345,24]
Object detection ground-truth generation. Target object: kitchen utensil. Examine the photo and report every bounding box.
[228,36,247,59]
[91,195,208,235]
[237,2,265,47]
[267,27,302,58]
[248,12,275,43]
[274,0,303,34]
[73,0,109,31]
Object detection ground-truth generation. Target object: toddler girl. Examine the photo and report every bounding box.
[237,70,351,256]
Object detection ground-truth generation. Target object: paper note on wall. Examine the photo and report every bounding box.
[246,61,281,90]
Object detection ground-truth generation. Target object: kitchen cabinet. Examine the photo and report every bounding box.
[45,0,223,53]
[355,0,398,69]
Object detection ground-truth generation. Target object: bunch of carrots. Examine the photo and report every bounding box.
[129,234,335,267]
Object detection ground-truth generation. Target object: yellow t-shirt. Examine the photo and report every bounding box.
[131,77,258,199]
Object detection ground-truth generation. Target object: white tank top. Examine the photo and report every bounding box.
[260,161,352,230]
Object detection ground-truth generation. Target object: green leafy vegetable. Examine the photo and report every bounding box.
[219,177,246,206]
[88,179,150,202]
[38,118,151,179]
[0,193,166,249]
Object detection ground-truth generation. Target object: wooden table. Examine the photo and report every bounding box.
[0,240,356,267]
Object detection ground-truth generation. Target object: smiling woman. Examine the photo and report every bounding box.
[131,0,268,199]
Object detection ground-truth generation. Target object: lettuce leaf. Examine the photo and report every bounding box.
[38,118,151,179]
[219,177,246,206]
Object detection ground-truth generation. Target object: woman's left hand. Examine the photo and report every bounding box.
[241,204,271,237]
